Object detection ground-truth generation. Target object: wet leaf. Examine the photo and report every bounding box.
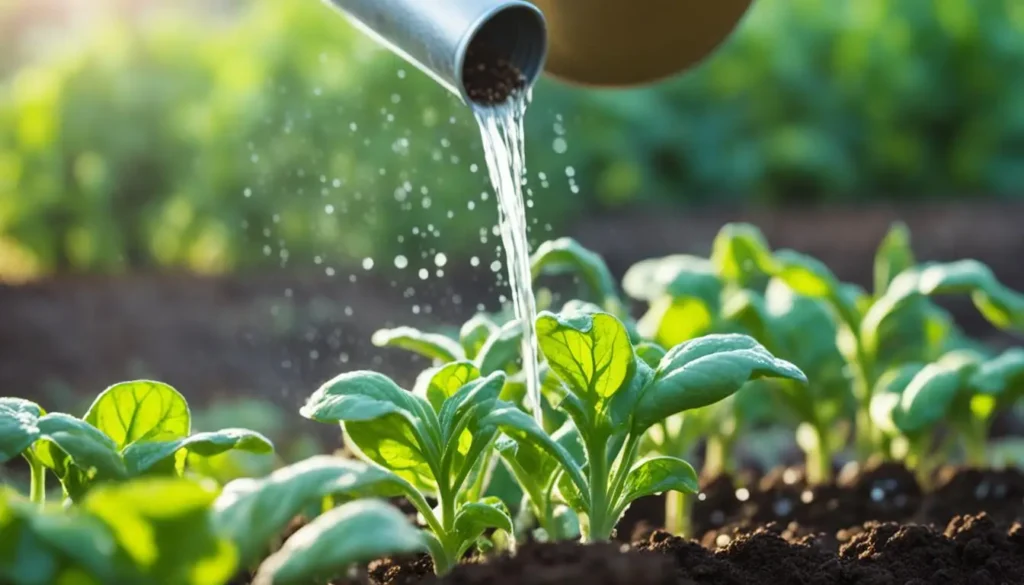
[536,310,633,406]
[371,327,464,363]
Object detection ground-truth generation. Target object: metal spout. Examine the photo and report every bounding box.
[324,0,547,106]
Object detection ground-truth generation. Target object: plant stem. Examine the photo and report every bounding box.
[703,435,728,479]
[805,424,832,485]
[582,437,610,542]
[664,490,690,536]
[963,419,988,468]
[26,454,45,505]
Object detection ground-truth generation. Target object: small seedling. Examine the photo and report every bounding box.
[300,365,514,574]
[485,307,807,541]
[0,477,236,585]
[871,346,1024,477]
[774,228,1024,457]
[214,456,426,584]
[0,381,273,502]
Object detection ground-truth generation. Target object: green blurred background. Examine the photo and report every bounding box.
[3,0,1024,281]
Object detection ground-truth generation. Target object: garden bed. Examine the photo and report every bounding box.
[4,216,1024,585]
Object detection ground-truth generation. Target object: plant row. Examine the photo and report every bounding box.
[3,222,1024,584]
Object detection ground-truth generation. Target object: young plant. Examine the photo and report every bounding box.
[484,308,807,542]
[1,477,236,585]
[0,381,273,503]
[213,456,426,585]
[725,280,854,484]
[871,346,1024,477]
[299,365,514,574]
[773,228,1024,457]
[623,226,797,486]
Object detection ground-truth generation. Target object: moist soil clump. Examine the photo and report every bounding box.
[462,43,526,106]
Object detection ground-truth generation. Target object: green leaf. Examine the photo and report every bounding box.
[870,364,926,434]
[970,348,1024,399]
[0,398,45,462]
[623,255,716,302]
[773,249,841,299]
[632,334,806,432]
[413,361,481,413]
[459,315,497,360]
[438,371,505,438]
[873,222,915,296]
[83,478,237,585]
[721,289,779,351]
[83,381,191,450]
[480,405,588,503]
[454,497,514,545]
[371,326,464,362]
[121,429,273,476]
[536,310,633,406]
[251,500,424,585]
[301,371,440,493]
[555,469,586,511]
[635,343,667,369]
[32,414,127,491]
[875,353,980,435]
[637,295,716,348]
[531,237,620,308]
[0,488,128,584]
[711,223,776,284]
[475,320,523,375]
[302,371,433,426]
[618,456,698,509]
[213,455,415,564]
[864,261,1024,355]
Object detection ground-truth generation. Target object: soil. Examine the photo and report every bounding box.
[359,512,1024,585]
[235,463,1024,585]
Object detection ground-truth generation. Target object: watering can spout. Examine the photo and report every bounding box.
[323,0,753,103]
[323,0,547,106]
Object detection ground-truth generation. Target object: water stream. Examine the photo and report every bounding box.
[473,91,543,426]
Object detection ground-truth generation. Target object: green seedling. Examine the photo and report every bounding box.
[213,456,426,585]
[726,280,854,484]
[484,308,807,542]
[871,347,1024,477]
[773,225,1024,457]
[0,477,236,585]
[0,381,273,503]
[299,365,515,574]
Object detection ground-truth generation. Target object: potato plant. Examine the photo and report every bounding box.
[0,381,272,503]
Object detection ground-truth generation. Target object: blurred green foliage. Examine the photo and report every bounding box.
[1,0,1024,277]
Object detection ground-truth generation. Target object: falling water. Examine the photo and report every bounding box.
[474,90,543,426]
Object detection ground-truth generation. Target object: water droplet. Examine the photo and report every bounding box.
[553,137,568,154]
[362,258,374,270]
[394,255,408,269]
[735,488,750,502]
[490,260,502,273]
[434,253,447,268]
[418,268,429,280]
[470,256,480,267]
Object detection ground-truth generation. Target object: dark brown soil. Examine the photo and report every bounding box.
[362,513,1024,585]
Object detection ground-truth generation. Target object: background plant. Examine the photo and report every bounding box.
[0,381,273,502]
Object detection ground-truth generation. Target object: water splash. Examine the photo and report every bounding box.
[474,91,543,426]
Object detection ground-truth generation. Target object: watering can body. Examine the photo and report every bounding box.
[532,0,753,86]
[324,0,753,103]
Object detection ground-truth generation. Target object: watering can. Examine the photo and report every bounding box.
[324,0,752,105]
